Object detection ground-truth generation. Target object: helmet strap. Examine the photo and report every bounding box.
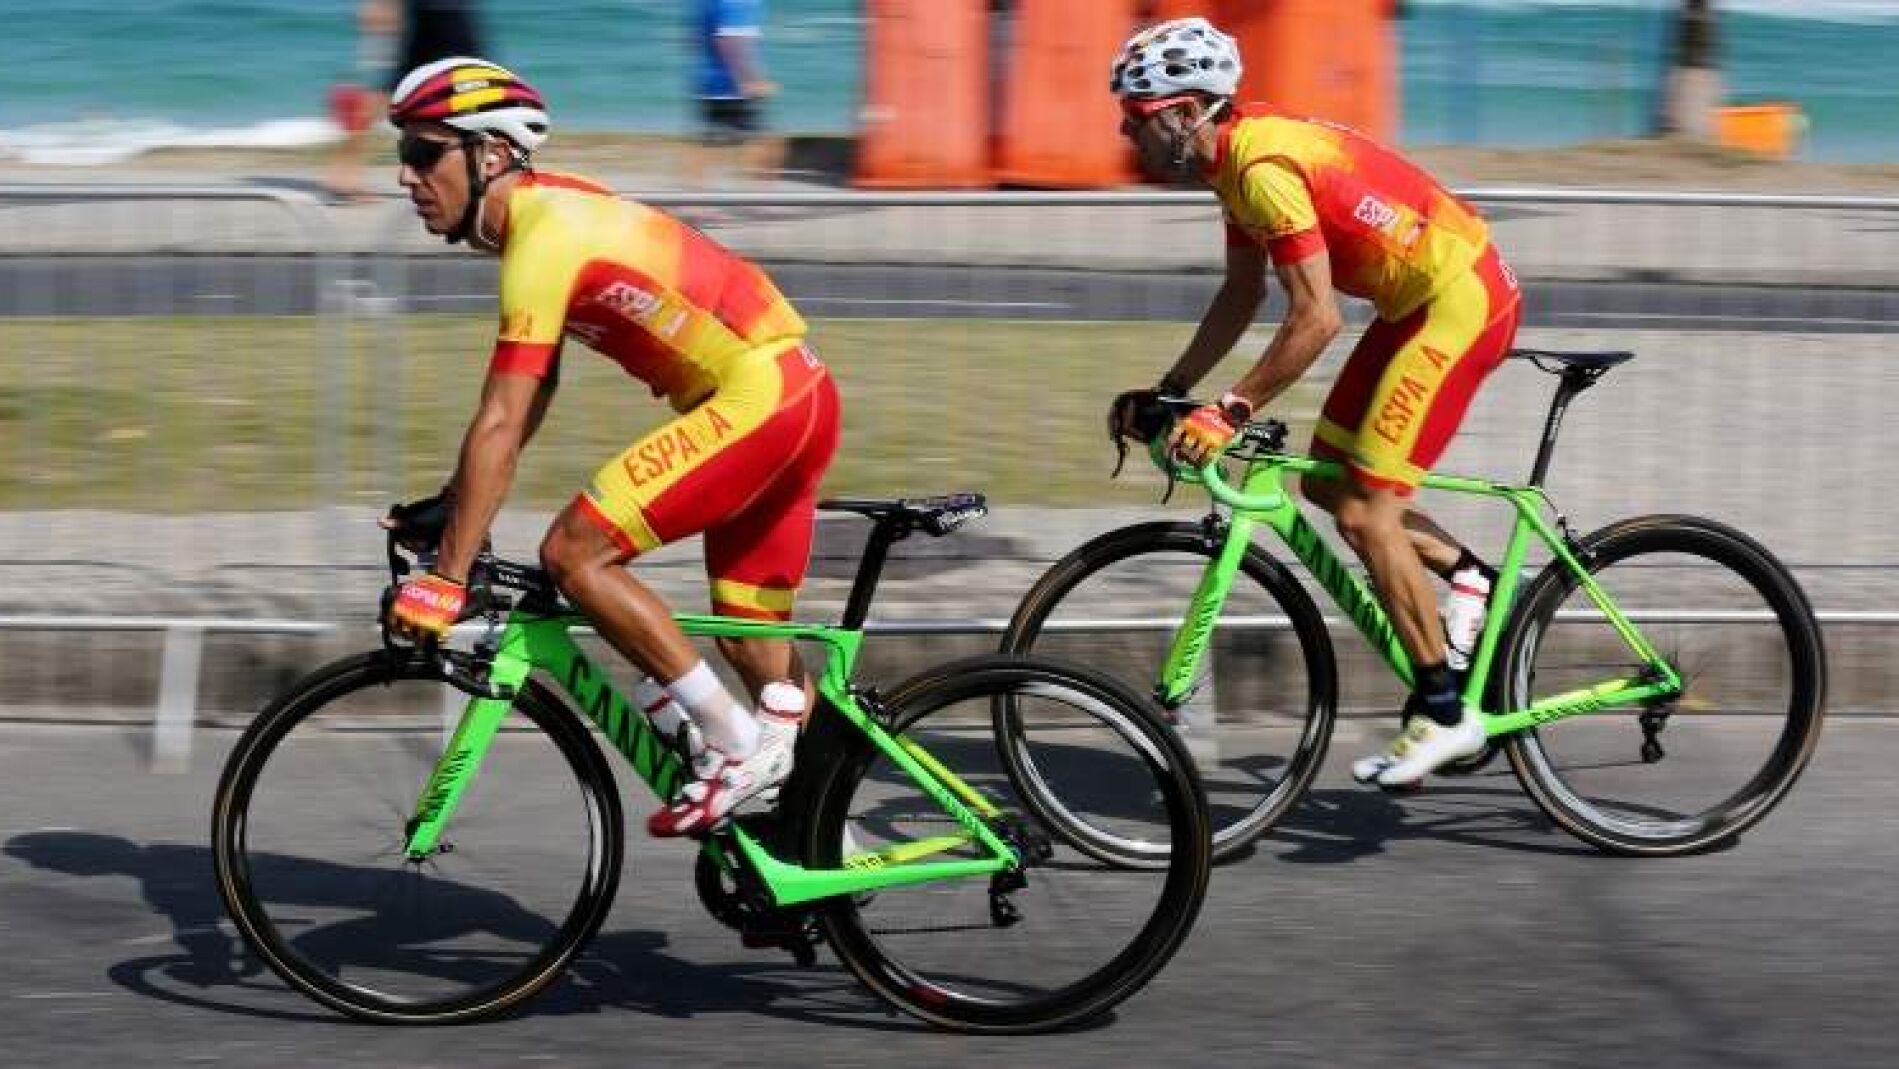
[446,134,531,249]
[443,134,486,246]
[1169,98,1230,175]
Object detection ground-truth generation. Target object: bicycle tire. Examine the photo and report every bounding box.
[211,650,625,1023]
[1001,521,1336,863]
[805,654,1211,1034]
[1496,515,1826,856]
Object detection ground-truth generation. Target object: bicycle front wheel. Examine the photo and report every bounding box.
[1497,515,1826,856]
[806,654,1211,1034]
[1002,521,1336,863]
[211,651,624,1023]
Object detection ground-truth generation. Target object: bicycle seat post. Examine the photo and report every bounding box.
[1529,368,1603,488]
[838,513,911,631]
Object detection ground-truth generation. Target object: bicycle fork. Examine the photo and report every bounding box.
[401,654,532,860]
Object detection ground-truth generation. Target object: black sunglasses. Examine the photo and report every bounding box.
[397,133,463,170]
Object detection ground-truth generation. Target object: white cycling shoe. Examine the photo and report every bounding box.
[647,724,796,837]
[1351,710,1487,788]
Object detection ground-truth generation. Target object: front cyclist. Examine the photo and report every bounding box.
[1105,19,1523,787]
[380,58,841,835]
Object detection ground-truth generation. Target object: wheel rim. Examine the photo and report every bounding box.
[1005,529,1333,858]
[1505,532,1821,848]
[217,665,617,1018]
[814,662,1207,1031]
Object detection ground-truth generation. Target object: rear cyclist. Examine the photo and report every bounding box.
[1105,18,1523,787]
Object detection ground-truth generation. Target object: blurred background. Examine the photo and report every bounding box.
[2,4,1897,1061]
[1,1,1894,161]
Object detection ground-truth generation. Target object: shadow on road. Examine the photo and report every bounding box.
[0,830,951,1033]
[1227,775,1604,865]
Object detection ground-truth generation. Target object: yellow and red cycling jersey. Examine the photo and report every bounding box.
[485,170,838,621]
[489,171,807,409]
[1210,106,1490,322]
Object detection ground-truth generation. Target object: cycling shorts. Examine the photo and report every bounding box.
[1310,245,1521,495]
[574,342,840,620]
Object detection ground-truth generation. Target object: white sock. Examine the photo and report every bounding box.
[632,675,689,739]
[757,680,806,739]
[665,661,758,759]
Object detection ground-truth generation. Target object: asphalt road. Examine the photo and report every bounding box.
[4,255,1898,331]
[2,717,1894,1068]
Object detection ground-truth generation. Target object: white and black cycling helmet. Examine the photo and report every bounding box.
[1109,17,1243,101]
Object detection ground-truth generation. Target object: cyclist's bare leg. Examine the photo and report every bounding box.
[1403,510,1468,578]
[1308,475,1472,580]
[1305,475,1487,781]
[1309,481,1448,666]
[539,505,768,755]
[539,506,699,677]
[717,634,812,711]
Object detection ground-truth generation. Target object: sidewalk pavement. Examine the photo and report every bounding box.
[4,166,1899,288]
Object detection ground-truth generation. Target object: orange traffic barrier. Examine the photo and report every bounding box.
[995,0,1140,188]
[1217,0,1396,140]
[1142,0,1209,23]
[1715,102,1806,159]
[854,0,991,188]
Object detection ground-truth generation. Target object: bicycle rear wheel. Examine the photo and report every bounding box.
[211,651,623,1022]
[1002,521,1335,863]
[806,654,1210,1034]
[1497,515,1826,856]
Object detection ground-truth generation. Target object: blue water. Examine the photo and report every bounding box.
[0,1,1894,162]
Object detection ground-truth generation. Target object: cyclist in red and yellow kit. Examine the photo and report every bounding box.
[379,58,841,835]
[1106,19,1522,787]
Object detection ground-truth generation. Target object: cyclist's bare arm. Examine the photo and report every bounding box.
[522,347,561,442]
[436,369,545,582]
[1228,253,1342,411]
[1159,240,1268,392]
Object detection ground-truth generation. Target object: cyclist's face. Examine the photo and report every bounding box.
[1120,98,1199,182]
[396,125,470,235]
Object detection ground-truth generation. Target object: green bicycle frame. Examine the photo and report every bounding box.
[401,609,1019,907]
[1157,451,1683,736]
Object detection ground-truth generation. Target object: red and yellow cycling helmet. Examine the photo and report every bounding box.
[389,56,549,152]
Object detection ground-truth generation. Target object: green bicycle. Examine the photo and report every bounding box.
[211,494,1211,1033]
[1003,348,1826,863]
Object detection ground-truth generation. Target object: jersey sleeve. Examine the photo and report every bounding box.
[490,225,583,379]
[1227,156,1327,266]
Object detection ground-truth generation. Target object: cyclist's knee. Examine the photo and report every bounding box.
[1331,485,1404,548]
[538,509,615,594]
[537,531,579,593]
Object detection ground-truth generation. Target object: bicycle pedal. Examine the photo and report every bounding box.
[1375,777,1426,796]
